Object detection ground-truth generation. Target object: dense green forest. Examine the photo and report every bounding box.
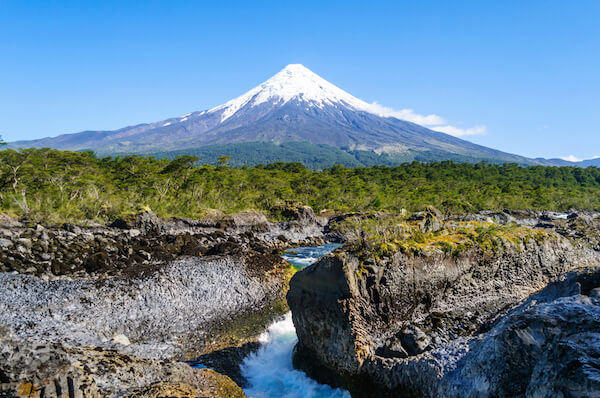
[1,148,600,224]
[149,141,529,169]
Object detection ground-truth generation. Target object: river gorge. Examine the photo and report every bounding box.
[1,206,600,397]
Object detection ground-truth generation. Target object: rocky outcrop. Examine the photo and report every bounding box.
[0,326,245,398]
[431,267,600,397]
[0,253,293,360]
[0,210,325,278]
[0,209,328,397]
[288,223,600,397]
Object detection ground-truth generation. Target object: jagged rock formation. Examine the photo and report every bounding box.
[0,208,325,278]
[0,326,245,398]
[288,213,600,397]
[0,208,327,397]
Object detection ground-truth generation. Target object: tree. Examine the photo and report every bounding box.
[217,155,231,167]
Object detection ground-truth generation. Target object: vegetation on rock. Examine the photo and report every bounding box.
[333,212,551,257]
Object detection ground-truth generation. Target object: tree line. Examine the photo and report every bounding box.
[1,148,599,224]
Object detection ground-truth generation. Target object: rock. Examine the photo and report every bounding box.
[277,201,318,225]
[123,368,246,398]
[0,254,292,360]
[62,223,81,234]
[84,251,110,273]
[221,211,269,230]
[590,287,600,298]
[0,213,22,228]
[540,211,554,221]
[136,211,162,235]
[433,268,600,398]
[398,326,431,356]
[0,326,102,397]
[112,334,131,345]
[190,341,261,387]
[0,208,329,395]
[16,238,32,248]
[479,210,517,225]
[375,338,409,359]
[32,240,48,253]
[288,231,600,397]
[109,217,134,230]
[109,210,161,234]
[0,238,13,248]
[0,206,329,277]
[0,327,245,398]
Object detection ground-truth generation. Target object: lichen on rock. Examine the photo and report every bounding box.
[288,211,600,397]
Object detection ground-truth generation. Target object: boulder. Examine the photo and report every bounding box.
[217,211,269,233]
[61,223,81,234]
[109,211,162,234]
[277,201,318,225]
[0,213,23,228]
[112,334,131,346]
[136,211,162,234]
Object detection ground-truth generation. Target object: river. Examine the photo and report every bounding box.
[240,243,350,398]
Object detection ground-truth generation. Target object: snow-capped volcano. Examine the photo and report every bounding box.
[10,64,541,165]
[208,64,373,122]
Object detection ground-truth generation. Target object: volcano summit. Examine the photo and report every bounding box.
[11,64,543,165]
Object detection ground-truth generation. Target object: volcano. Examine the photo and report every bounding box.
[10,64,545,165]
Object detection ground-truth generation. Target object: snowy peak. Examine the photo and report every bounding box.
[208,64,372,122]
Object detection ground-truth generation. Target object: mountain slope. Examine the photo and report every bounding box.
[9,64,554,165]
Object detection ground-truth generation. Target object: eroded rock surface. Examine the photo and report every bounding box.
[0,209,327,397]
[0,326,245,398]
[288,216,600,397]
[0,210,325,278]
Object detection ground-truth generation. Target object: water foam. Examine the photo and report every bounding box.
[241,243,348,397]
[241,313,350,398]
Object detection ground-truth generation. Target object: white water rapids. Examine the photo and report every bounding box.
[240,243,350,398]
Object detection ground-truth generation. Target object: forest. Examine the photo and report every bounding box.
[1,147,600,224]
[150,141,499,168]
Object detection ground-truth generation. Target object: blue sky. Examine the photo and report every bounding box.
[1,0,599,160]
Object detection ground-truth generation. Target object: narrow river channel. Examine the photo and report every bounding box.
[240,243,350,398]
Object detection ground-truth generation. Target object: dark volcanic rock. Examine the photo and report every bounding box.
[0,209,327,278]
[287,229,600,397]
[189,342,262,387]
[0,208,329,397]
[0,252,293,362]
[433,267,600,397]
[0,326,245,398]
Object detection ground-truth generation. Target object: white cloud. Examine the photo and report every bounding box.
[366,102,446,125]
[559,155,600,162]
[429,124,488,137]
[366,102,487,137]
[559,155,582,162]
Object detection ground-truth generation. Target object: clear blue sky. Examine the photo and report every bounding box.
[1,0,599,160]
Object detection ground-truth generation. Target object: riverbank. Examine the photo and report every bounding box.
[2,207,599,397]
[288,209,600,397]
[0,205,328,397]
